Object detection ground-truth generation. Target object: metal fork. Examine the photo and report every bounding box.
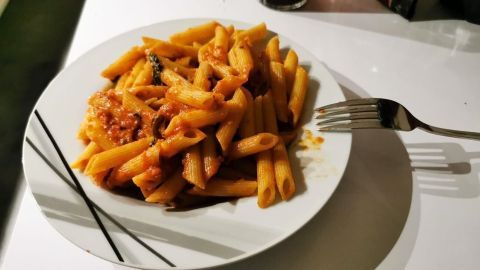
[315,98,480,140]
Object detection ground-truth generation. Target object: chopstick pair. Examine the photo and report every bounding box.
[26,110,175,267]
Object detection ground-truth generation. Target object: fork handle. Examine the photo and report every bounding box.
[418,124,480,141]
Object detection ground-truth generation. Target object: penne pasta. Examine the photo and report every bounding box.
[239,87,255,138]
[146,38,199,60]
[256,149,276,208]
[109,141,162,186]
[160,129,206,158]
[124,58,147,88]
[160,68,190,87]
[133,59,153,87]
[122,89,156,114]
[169,21,219,45]
[157,55,196,81]
[234,22,267,45]
[101,46,145,80]
[129,85,168,100]
[85,137,151,175]
[283,49,298,96]
[213,75,247,98]
[214,25,229,63]
[115,72,129,91]
[254,98,276,208]
[165,85,217,109]
[216,89,248,154]
[85,118,117,150]
[230,40,254,77]
[132,166,163,198]
[193,62,213,91]
[145,170,187,203]
[202,127,221,180]
[187,179,257,197]
[229,133,279,160]
[269,62,289,123]
[265,36,281,63]
[163,107,228,136]
[288,66,308,126]
[70,141,103,170]
[262,91,279,134]
[272,141,295,200]
[182,144,206,189]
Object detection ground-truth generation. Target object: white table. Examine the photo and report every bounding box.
[2,0,480,269]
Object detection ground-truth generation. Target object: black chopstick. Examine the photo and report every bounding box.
[33,110,124,262]
[25,136,175,267]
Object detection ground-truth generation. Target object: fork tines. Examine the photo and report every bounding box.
[315,98,384,131]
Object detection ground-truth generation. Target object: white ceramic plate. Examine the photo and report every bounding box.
[22,19,351,269]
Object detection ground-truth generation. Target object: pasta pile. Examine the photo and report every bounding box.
[71,21,309,208]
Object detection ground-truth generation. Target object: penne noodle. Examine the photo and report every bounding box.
[129,85,168,100]
[161,68,190,87]
[272,141,295,200]
[122,89,156,114]
[202,127,221,180]
[124,58,147,88]
[145,170,187,203]
[213,76,247,98]
[187,179,257,197]
[265,36,281,63]
[160,129,206,158]
[239,87,255,138]
[101,46,145,80]
[132,166,163,198]
[115,72,129,91]
[254,100,276,208]
[230,40,254,77]
[91,170,111,187]
[182,144,206,189]
[283,49,298,96]
[193,62,213,91]
[163,107,228,136]
[71,141,103,170]
[256,150,276,208]
[229,133,279,160]
[109,141,162,186]
[216,89,248,154]
[287,66,308,126]
[133,59,153,86]
[210,62,239,79]
[85,118,117,150]
[214,25,229,63]
[234,22,267,45]
[269,62,289,123]
[146,38,199,60]
[165,85,217,109]
[157,55,196,81]
[262,91,279,134]
[169,21,219,45]
[85,137,151,175]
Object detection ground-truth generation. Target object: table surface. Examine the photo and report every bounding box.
[2,0,480,269]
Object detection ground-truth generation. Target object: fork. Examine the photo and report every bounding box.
[315,98,480,140]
